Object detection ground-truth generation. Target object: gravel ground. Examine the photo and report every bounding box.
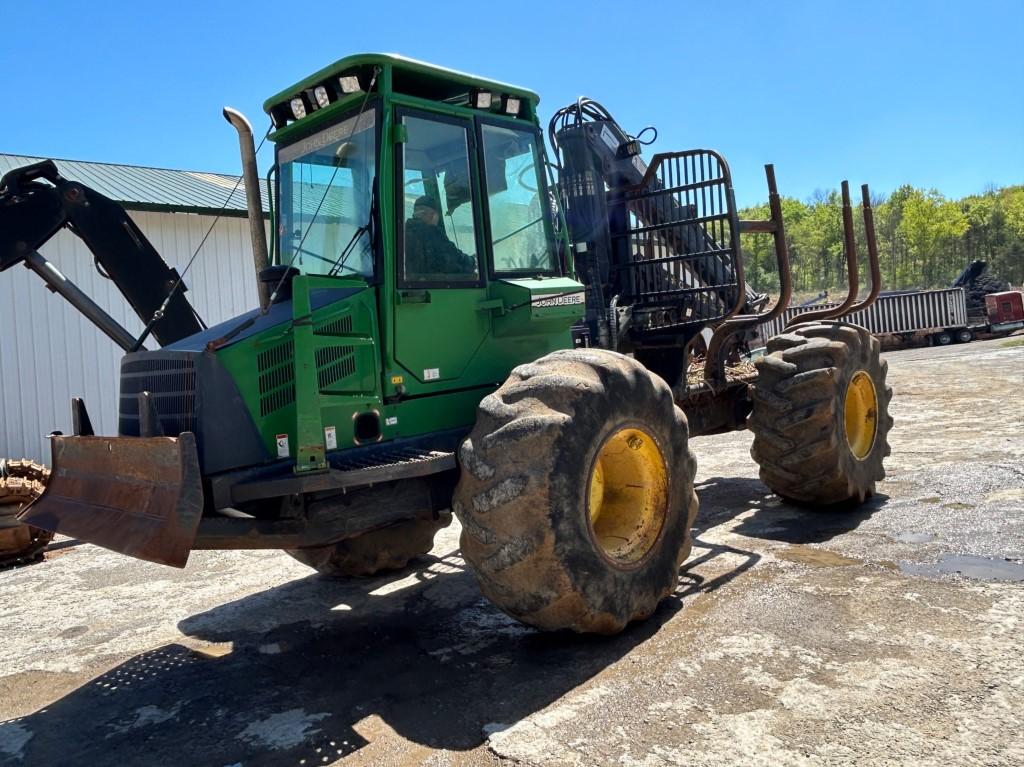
[1,337,1022,767]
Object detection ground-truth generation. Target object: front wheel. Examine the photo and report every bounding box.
[453,349,697,634]
[286,514,451,576]
[955,328,973,343]
[749,322,893,506]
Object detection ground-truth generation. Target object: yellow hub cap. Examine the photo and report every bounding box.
[844,371,878,460]
[587,427,669,565]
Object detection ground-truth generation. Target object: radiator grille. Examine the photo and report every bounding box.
[119,356,197,436]
[258,340,295,416]
[315,345,357,390]
[315,315,353,336]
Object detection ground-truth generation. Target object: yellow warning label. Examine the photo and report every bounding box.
[391,375,404,385]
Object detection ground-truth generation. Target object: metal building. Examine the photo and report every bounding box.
[0,153,267,463]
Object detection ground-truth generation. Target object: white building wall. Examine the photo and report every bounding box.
[0,210,262,463]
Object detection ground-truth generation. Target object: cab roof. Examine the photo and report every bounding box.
[263,52,540,116]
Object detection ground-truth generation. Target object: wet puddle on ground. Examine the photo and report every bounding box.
[893,531,938,544]
[776,546,862,568]
[900,554,1024,582]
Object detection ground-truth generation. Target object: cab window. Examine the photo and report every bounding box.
[278,109,377,278]
[480,124,556,274]
[399,114,481,285]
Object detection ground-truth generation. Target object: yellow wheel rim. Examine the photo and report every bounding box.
[587,427,669,565]
[844,371,878,460]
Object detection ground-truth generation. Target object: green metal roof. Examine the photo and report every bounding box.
[0,153,268,217]
[263,52,541,114]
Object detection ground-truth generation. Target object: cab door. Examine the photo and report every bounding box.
[392,109,489,390]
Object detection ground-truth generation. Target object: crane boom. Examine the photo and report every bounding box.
[0,160,203,347]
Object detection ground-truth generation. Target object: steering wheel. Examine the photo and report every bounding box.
[516,163,538,193]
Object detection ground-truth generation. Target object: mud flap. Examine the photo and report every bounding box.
[19,433,204,567]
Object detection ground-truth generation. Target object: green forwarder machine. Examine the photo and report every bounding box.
[1,54,891,633]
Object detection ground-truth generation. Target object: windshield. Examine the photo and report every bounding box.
[277,108,377,278]
[480,124,556,274]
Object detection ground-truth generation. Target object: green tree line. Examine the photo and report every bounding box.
[737,185,1024,295]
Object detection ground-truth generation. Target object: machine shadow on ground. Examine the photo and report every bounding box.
[0,554,679,765]
[3,475,867,767]
[695,475,888,543]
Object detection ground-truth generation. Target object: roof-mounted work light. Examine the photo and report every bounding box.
[470,89,493,109]
[503,96,521,116]
[312,85,331,109]
[289,97,307,120]
[338,75,362,94]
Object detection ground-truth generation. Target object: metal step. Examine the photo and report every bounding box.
[229,447,456,505]
[331,447,455,482]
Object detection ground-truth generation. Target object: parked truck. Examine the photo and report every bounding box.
[984,291,1024,334]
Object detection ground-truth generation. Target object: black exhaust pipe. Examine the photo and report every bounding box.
[223,107,271,310]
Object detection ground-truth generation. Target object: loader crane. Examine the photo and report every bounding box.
[1,54,891,633]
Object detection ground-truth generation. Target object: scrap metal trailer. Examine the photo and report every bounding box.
[758,287,973,346]
[760,285,1024,347]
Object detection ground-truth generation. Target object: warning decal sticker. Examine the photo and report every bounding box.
[275,434,290,458]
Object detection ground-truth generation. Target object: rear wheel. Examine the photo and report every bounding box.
[285,514,450,576]
[453,349,697,634]
[934,331,953,345]
[955,328,973,343]
[749,322,893,506]
[0,459,54,567]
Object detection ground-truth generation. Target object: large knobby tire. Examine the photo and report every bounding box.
[0,459,54,567]
[453,348,698,635]
[286,514,451,576]
[749,322,893,506]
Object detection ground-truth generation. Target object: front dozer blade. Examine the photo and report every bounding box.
[19,434,204,567]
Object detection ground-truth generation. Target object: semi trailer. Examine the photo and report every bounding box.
[758,286,1023,347]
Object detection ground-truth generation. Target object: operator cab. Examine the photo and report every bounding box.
[266,54,580,407]
[268,54,562,287]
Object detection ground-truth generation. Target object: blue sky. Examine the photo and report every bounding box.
[2,0,1021,207]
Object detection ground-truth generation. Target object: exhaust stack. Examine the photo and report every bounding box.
[223,107,271,309]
